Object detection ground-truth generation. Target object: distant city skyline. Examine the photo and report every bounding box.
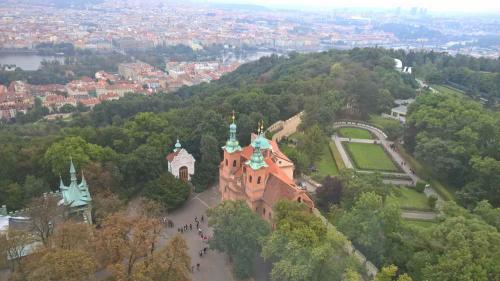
[205,0,500,14]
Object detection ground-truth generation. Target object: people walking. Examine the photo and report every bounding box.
[196,263,200,271]
[190,224,192,230]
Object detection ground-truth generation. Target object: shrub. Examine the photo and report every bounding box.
[414,181,426,193]
[428,195,438,209]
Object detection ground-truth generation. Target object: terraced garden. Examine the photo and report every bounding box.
[337,127,373,139]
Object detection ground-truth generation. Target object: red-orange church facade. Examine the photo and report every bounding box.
[219,116,314,222]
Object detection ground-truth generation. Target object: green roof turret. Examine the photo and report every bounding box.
[174,139,182,152]
[246,121,268,170]
[223,111,242,154]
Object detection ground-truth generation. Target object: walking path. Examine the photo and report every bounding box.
[401,211,437,220]
[164,186,235,281]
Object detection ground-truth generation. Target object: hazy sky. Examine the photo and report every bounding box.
[209,0,500,13]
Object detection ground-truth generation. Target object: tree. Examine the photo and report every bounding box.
[26,249,96,281]
[192,134,220,191]
[375,265,412,281]
[91,192,125,225]
[143,173,190,210]
[208,200,270,279]
[50,221,93,251]
[4,229,35,271]
[297,124,326,165]
[131,235,191,281]
[336,192,402,266]
[316,176,343,209]
[262,200,361,281]
[44,136,116,176]
[27,196,66,246]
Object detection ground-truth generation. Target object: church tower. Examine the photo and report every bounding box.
[221,111,242,177]
[243,122,268,209]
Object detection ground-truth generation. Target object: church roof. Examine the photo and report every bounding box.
[166,150,181,162]
[59,161,92,208]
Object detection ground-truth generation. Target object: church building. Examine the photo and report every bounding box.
[219,114,314,222]
[166,139,196,182]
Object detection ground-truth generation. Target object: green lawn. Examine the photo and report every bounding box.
[312,144,339,181]
[337,127,373,139]
[344,142,399,172]
[431,84,465,95]
[387,186,432,211]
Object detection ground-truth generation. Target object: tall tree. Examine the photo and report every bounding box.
[208,200,270,279]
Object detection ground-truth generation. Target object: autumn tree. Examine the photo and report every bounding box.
[26,249,96,281]
[4,229,35,271]
[132,235,191,281]
[27,196,66,246]
[50,221,93,251]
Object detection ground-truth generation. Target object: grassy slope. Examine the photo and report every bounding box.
[396,143,455,201]
[431,84,465,95]
[338,127,373,139]
[345,142,399,172]
[387,186,431,211]
[329,142,346,170]
[312,144,339,180]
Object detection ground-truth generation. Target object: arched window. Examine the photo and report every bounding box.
[225,159,228,166]
[224,186,227,192]
[249,176,252,183]
[297,197,302,203]
[263,207,266,215]
[233,160,237,167]
[257,176,261,184]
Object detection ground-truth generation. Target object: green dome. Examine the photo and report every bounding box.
[230,122,237,131]
[251,134,271,150]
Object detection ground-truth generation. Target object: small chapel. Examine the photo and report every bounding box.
[166,139,196,182]
[219,113,314,222]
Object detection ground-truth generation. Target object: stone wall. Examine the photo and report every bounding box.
[267,111,304,142]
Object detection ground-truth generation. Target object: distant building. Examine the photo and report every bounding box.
[219,114,314,222]
[166,139,196,182]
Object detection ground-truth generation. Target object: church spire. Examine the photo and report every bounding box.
[223,110,242,153]
[69,157,77,183]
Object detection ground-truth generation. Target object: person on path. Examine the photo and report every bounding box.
[203,247,207,254]
[196,263,200,271]
[190,224,192,230]
[196,221,199,229]
[201,215,204,222]
[199,250,203,257]
[191,265,194,273]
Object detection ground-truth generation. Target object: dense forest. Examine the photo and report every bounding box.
[1,47,500,280]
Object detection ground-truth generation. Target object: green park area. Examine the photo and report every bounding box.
[387,186,432,211]
[431,84,465,95]
[344,142,399,172]
[312,143,339,181]
[337,127,373,139]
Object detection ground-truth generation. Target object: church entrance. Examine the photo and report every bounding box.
[179,166,189,182]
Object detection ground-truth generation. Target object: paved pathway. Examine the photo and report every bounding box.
[332,135,353,169]
[401,211,437,220]
[164,186,235,281]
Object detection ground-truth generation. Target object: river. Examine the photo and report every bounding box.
[0,54,64,71]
